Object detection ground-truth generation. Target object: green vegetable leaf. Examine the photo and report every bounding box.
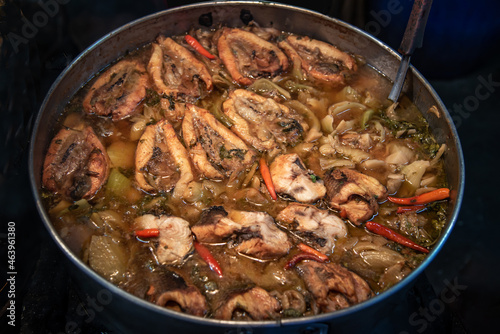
[219,146,246,160]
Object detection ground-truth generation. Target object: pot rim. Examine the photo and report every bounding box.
[29,1,464,328]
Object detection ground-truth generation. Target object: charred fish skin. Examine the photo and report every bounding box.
[83,59,149,121]
[135,214,194,266]
[296,261,374,312]
[190,206,237,244]
[148,35,213,102]
[227,210,292,260]
[278,35,357,85]
[145,266,208,317]
[323,168,387,225]
[42,126,110,200]
[135,118,194,198]
[270,153,326,204]
[214,286,281,320]
[182,103,256,180]
[276,203,347,254]
[222,89,308,152]
[191,207,291,260]
[217,28,289,86]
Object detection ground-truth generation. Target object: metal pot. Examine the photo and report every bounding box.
[29,2,464,333]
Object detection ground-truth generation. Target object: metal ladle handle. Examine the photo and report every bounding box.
[388,0,433,102]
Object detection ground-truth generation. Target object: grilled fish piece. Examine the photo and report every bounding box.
[296,261,373,312]
[190,206,236,244]
[145,266,208,317]
[270,153,326,203]
[83,59,148,121]
[182,104,256,180]
[135,119,193,198]
[323,168,387,225]
[135,214,193,265]
[222,89,308,152]
[276,203,347,254]
[228,210,292,260]
[215,286,281,320]
[278,35,357,85]
[123,250,207,317]
[191,206,291,260]
[43,126,110,200]
[148,36,213,102]
[217,28,289,86]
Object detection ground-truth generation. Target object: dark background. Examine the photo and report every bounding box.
[1,0,499,333]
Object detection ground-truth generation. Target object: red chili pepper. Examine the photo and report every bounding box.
[135,228,160,238]
[297,243,329,262]
[146,285,156,296]
[184,34,215,59]
[194,241,223,277]
[365,221,429,253]
[284,252,327,270]
[388,188,450,206]
[259,157,277,200]
[396,205,426,214]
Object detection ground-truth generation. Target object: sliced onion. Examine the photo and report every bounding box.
[319,158,355,170]
[401,160,430,189]
[328,101,367,116]
[353,241,404,269]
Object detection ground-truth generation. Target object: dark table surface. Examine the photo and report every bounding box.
[1,0,499,333]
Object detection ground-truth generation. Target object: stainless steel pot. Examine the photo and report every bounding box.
[29,2,464,333]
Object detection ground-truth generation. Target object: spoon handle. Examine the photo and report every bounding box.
[388,55,411,102]
[399,0,433,56]
[388,0,433,102]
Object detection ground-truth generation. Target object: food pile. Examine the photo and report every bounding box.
[41,23,449,320]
